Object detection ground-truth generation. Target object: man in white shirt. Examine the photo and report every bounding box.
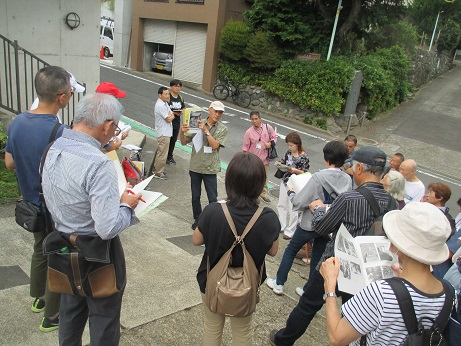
[399,159,425,204]
[153,86,174,180]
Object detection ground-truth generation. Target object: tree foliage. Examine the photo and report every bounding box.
[366,21,419,55]
[438,19,461,52]
[218,20,251,62]
[245,31,282,70]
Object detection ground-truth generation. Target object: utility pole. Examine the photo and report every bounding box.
[429,11,443,51]
[327,0,343,61]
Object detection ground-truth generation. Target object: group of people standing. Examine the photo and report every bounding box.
[4,66,460,346]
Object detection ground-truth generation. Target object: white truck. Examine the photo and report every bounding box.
[100,16,114,58]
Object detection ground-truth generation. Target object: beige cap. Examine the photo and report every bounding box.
[209,101,225,112]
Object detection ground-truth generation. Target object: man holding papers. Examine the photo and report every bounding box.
[41,93,141,345]
[180,101,228,230]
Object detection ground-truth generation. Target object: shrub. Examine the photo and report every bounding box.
[0,122,20,202]
[219,20,251,62]
[263,58,355,116]
[245,31,282,70]
[437,19,461,52]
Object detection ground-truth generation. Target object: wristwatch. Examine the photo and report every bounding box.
[205,131,211,136]
[323,292,337,300]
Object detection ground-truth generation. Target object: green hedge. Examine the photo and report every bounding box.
[216,46,411,120]
[0,122,20,202]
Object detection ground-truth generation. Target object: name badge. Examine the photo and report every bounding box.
[256,143,262,149]
[204,146,213,154]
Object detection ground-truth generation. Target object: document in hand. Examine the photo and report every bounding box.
[106,151,163,216]
[183,107,205,133]
[286,172,311,193]
[334,224,396,295]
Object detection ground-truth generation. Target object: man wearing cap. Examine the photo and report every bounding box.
[96,82,129,152]
[5,66,72,332]
[30,71,85,123]
[180,101,228,230]
[399,159,425,204]
[270,146,398,346]
[153,86,174,180]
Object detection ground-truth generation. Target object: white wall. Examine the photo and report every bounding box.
[114,0,132,67]
[0,0,101,93]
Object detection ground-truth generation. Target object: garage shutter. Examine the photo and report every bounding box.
[144,19,176,45]
[173,22,207,84]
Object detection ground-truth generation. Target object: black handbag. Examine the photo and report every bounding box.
[266,124,278,161]
[15,199,47,233]
[274,169,284,179]
[43,231,126,298]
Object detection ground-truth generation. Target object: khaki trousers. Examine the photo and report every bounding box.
[201,295,253,345]
[153,136,170,175]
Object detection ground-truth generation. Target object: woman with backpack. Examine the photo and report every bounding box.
[192,152,280,345]
[319,202,454,346]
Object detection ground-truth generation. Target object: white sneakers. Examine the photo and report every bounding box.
[295,287,304,297]
[266,278,284,295]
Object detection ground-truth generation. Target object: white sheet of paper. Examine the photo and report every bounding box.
[134,190,163,215]
[204,146,212,154]
[122,144,142,151]
[131,175,154,194]
[192,132,203,152]
[287,172,312,193]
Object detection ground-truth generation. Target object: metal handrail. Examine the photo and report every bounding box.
[0,33,84,125]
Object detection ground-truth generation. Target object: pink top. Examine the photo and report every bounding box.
[242,123,277,165]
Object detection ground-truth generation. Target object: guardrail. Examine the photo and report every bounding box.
[0,34,84,125]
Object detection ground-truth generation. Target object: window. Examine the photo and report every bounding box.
[104,27,113,40]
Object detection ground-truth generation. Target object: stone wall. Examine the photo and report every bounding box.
[225,49,455,133]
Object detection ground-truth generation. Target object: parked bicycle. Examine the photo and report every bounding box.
[212,76,251,108]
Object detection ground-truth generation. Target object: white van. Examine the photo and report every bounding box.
[100,17,114,58]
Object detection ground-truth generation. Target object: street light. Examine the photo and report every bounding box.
[429,11,443,51]
[326,0,343,61]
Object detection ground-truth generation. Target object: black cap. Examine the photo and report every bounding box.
[351,146,386,167]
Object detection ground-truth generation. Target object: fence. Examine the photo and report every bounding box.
[0,34,84,125]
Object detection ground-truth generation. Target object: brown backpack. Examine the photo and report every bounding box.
[203,203,264,317]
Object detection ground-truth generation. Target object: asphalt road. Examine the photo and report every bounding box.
[100,64,461,214]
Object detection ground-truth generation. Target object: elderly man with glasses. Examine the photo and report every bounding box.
[41,93,142,345]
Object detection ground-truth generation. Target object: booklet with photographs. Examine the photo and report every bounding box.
[183,107,204,133]
[334,224,397,295]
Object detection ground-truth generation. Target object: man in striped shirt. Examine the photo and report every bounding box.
[270,146,398,346]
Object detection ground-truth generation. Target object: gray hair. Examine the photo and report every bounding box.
[385,170,406,201]
[35,66,71,103]
[352,161,384,176]
[73,93,124,128]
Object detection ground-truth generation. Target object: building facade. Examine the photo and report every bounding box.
[130,0,252,91]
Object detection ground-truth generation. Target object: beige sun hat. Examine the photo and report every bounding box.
[382,202,451,265]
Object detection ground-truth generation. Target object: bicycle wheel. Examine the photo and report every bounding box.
[236,91,251,108]
[213,84,229,100]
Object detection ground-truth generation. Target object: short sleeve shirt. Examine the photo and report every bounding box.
[196,202,280,293]
[154,98,173,137]
[185,120,228,174]
[168,93,185,129]
[5,111,65,206]
[342,279,446,346]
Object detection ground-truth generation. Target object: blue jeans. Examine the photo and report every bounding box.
[276,226,329,285]
[274,269,352,345]
[190,171,218,221]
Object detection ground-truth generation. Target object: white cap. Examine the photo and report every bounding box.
[209,101,225,112]
[69,72,85,93]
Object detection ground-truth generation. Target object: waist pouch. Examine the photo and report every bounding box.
[43,231,126,298]
[15,199,46,233]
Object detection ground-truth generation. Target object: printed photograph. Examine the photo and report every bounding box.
[377,245,394,261]
[337,234,345,252]
[344,239,358,258]
[366,266,383,282]
[360,243,379,263]
[340,259,351,280]
[351,262,362,275]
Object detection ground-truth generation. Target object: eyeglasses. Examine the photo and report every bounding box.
[114,123,122,136]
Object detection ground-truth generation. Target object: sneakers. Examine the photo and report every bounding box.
[31,298,45,313]
[166,157,176,165]
[266,278,284,295]
[295,287,304,297]
[153,173,168,180]
[39,316,59,332]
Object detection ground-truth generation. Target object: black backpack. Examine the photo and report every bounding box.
[356,186,397,236]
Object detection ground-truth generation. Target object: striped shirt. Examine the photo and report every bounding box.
[42,129,139,239]
[312,182,397,269]
[342,279,446,346]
